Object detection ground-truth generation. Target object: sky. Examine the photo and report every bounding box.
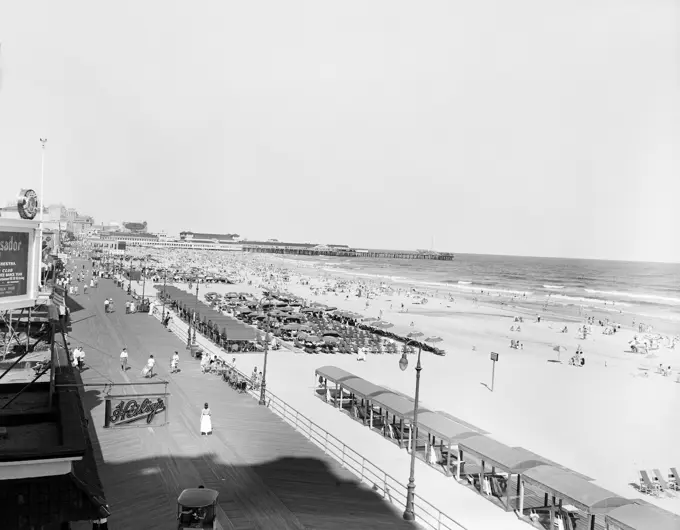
[0,1,678,262]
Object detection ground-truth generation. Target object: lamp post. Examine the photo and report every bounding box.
[399,341,422,522]
[127,257,132,294]
[141,256,146,304]
[193,282,198,345]
[259,329,272,406]
[161,270,167,321]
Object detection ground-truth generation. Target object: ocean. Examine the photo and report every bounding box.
[273,253,680,329]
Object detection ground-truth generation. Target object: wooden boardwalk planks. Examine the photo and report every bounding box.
[70,274,416,530]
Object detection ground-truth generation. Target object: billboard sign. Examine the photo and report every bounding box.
[104,394,169,428]
[0,232,29,298]
[0,219,40,310]
[53,285,66,307]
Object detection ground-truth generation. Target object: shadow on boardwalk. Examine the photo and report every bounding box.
[78,387,416,530]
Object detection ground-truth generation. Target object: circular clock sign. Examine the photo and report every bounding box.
[17,189,39,220]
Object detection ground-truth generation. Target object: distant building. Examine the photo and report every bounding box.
[179,231,241,243]
[69,215,94,235]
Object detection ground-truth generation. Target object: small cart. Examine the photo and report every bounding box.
[177,488,219,529]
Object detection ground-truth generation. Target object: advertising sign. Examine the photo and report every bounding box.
[53,285,66,307]
[104,394,169,428]
[0,232,29,299]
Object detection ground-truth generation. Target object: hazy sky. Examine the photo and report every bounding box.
[1,1,678,262]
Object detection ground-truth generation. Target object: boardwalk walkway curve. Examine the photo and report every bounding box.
[160,308,468,530]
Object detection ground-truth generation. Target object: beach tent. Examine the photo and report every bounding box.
[458,436,594,511]
[520,465,633,528]
[416,412,479,478]
[314,366,356,406]
[370,392,430,449]
[336,377,391,428]
[604,502,680,530]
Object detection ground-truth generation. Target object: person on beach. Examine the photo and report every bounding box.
[125,300,130,314]
[200,402,212,435]
[120,348,128,371]
[104,298,110,313]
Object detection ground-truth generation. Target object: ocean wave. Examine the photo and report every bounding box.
[548,294,632,307]
[584,288,680,305]
[543,285,564,290]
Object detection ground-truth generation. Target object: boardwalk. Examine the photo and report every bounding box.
[68,267,416,530]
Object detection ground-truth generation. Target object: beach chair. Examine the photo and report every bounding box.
[640,470,660,496]
[669,468,679,491]
[653,469,671,493]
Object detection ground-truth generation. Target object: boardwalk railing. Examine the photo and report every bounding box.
[158,310,468,530]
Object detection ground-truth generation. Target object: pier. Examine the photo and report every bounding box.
[242,245,455,261]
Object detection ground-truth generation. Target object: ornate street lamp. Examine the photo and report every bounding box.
[140,256,146,306]
[259,329,272,406]
[161,270,168,321]
[188,281,199,348]
[400,340,422,522]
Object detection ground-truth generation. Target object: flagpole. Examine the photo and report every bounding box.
[39,139,47,289]
[40,138,47,223]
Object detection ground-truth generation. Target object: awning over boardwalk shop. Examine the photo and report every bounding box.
[605,502,680,530]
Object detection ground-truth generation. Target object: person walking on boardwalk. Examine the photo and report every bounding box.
[120,348,128,371]
[170,351,179,373]
[200,403,212,435]
[142,354,155,378]
[104,298,110,313]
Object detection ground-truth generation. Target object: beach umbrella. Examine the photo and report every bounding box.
[371,321,394,329]
[322,330,341,337]
[301,307,319,313]
[361,316,376,322]
[306,335,322,343]
[323,335,339,344]
[324,306,337,311]
[425,336,443,343]
[225,292,239,298]
[282,323,302,331]
[407,331,424,338]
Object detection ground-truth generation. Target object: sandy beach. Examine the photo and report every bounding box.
[128,249,680,518]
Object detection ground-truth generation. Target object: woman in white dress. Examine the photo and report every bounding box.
[200,403,212,435]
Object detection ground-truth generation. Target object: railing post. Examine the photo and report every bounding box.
[360,459,365,481]
[295,410,299,428]
[341,445,346,467]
